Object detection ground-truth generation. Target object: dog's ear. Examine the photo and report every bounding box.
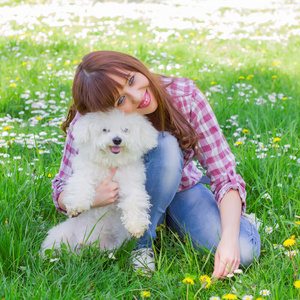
[133,114,159,152]
[72,114,92,146]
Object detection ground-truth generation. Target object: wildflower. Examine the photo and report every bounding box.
[36,116,42,121]
[264,226,273,234]
[199,275,211,288]
[242,296,254,300]
[222,294,237,299]
[295,221,300,225]
[272,137,281,143]
[3,126,12,131]
[234,141,244,146]
[272,75,277,79]
[284,250,298,257]
[242,129,250,134]
[294,280,300,289]
[210,297,221,300]
[22,62,27,66]
[238,76,245,79]
[9,83,17,87]
[182,277,195,285]
[140,291,151,297]
[233,269,243,274]
[283,238,296,247]
[210,81,216,85]
[259,289,270,296]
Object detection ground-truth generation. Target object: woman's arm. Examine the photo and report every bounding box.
[213,189,242,279]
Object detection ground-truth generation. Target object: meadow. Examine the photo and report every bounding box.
[0,0,299,299]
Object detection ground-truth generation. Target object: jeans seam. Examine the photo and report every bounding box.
[166,210,201,248]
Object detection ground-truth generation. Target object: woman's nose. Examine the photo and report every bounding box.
[126,88,141,103]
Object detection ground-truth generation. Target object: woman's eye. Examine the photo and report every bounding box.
[117,96,125,106]
[129,75,134,85]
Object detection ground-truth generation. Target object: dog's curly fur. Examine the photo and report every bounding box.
[41,109,158,252]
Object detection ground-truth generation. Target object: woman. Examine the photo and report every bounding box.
[52,50,261,278]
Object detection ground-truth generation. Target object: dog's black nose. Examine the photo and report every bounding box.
[112,137,122,145]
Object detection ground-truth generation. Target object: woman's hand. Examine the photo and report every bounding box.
[57,168,119,212]
[212,189,242,280]
[212,235,240,279]
[91,167,119,208]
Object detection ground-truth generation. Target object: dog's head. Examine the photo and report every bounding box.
[72,109,158,167]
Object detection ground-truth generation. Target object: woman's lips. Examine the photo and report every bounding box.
[137,90,151,109]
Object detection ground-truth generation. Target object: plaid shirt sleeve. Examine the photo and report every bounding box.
[52,112,81,215]
[189,82,247,213]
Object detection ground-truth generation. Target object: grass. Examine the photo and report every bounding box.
[0,0,299,299]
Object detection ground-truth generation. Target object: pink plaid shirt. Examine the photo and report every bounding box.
[52,77,246,215]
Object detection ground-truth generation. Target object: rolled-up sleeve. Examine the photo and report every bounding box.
[52,113,81,215]
[189,85,247,213]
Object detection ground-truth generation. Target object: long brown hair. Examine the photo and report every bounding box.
[62,51,199,152]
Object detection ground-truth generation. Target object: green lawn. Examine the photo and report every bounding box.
[0,1,299,299]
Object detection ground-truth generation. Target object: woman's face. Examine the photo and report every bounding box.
[110,72,158,115]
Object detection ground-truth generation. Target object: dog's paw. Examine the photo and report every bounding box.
[128,228,146,239]
[66,207,86,218]
[125,222,149,238]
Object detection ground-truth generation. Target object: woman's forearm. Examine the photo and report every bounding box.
[58,191,67,211]
[219,189,242,239]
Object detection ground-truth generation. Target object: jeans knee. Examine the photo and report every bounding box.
[239,224,261,267]
[144,132,183,183]
[158,132,183,171]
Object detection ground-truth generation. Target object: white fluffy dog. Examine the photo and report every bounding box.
[41,109,158,252]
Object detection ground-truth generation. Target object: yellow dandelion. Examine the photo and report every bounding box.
[261,49,266,53]
[283,238,296,247]
[199,275,211,288]
[294,280,300,289]
[22,62,27,66]
[247,74,254,80]
[272,61,281,67]
[3,126,12,131]
[238,76,245,79]
[73,60,78,64]
[47,64,52,67]
[9,83,16,87]
[295,221,300,225]
[64,62,70,66]
[178,36,183,42]
[235,141,244,146]
[282,97,287,100]
[272,75,277,79]
[182,277,195,285]
[272,137,281,143]
[36,116,42,121]
[210,81,216,85]
[140,291,151,297]
[222,294,237,299]
[242,129,250,134]
[193,77,198,80]
[261,68,265,71]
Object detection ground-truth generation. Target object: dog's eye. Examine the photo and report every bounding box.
[122,128,128,133]
[103,128,110,133]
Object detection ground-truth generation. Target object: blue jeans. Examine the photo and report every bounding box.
[137,132,261,267]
